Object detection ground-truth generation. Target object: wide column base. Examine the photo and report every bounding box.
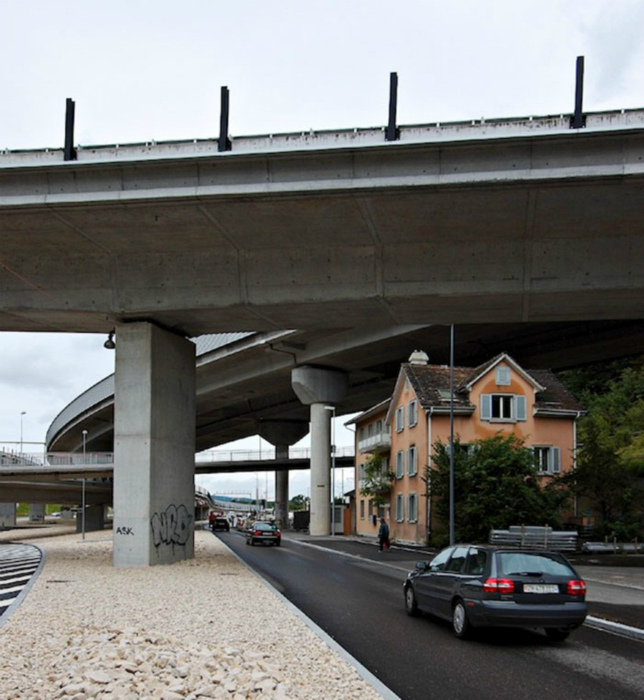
[113,323,196,567]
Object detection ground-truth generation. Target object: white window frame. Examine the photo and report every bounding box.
[395,494,404,522]
[408,493,418,523]
[480,393,527,422]
[534,446,561,474]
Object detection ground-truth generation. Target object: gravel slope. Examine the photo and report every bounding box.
[0,529,385,699]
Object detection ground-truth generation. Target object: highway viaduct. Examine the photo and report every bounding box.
[1,109,643,565]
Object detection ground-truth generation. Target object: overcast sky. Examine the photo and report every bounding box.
[1,0,643,498]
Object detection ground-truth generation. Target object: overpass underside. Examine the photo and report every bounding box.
[2,110,644,565]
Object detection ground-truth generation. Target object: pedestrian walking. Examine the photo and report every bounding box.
[378,517,390,552]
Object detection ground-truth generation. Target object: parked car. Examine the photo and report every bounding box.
[403,545,587,641]
[246,522,281,546]
[211,517,230,532]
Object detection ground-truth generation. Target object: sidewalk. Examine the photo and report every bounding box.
[286,532,644,639]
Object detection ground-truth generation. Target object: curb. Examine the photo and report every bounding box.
[220,535,401,700]
[585,615,644,642]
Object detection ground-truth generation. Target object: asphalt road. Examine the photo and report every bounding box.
[218,530,644,700]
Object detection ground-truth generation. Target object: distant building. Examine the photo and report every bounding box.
[351,352,583,546]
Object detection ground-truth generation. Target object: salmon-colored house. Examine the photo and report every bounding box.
[353,351,583,546]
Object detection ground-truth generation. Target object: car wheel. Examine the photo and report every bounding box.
[275,540,281,547]
[404,585,419,617]
[452,600,471,639]
[545,628,570,643]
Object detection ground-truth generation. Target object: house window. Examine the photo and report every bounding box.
[408,400,418,427]
[408,493,418,523]
[395,494,404,522]
[407,445,418,476]
[360,500,365,519]
[395,451,405,478]
[480,394,527,422]
[359,426,365,441]
[395,406,405,432]
[534,446,561,474]
[495,366,511,386]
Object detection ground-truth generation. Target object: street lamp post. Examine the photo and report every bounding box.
[19,411,26,456]
[324,405,336,536]
[81,430,88,541]
[449,324,455,547]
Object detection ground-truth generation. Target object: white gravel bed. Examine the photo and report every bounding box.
[0,530,384,699]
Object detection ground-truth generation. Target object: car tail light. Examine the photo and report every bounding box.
[567,579,586,595]
[483,578,515,594]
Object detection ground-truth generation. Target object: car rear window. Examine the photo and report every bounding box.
[497,552,574,577]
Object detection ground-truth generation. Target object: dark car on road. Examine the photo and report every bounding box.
[403,545,587,641]
[211,517,230,532]
[246,522,281,546]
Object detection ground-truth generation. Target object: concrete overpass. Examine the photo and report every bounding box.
[1,110,643,334]
[2,109,644,565]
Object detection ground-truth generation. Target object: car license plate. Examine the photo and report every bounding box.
[524,584,559,593]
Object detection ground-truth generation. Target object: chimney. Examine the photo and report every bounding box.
[408,350,429,366]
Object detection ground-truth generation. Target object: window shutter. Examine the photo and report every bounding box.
[396,451,404,478]
[551,447,561,474]
[480,394,491,420]
[515,395,527,421]
[396,494,404,522]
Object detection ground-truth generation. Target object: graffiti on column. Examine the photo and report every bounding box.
[150,504,193,552]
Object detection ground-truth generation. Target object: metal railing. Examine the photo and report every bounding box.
[1,446,355,469]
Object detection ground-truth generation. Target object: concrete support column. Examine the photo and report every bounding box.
[258,420,309,531]
[309,402,331,535]
[0,503,16,528]
[113,322,196,567]
[275,464,289,530]
[29,504,45,522]
[292,366,348,537]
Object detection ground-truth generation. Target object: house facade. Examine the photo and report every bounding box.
[353,351,583,546]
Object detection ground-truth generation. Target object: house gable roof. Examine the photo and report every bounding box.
[464,352,546,392]
[385,352,582,418]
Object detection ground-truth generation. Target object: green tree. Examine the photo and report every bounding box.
[289,494,308,511]
[557,357,644,538]
[360,454,395,508]
[427,433,569,544]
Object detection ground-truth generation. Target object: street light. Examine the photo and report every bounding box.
[19,411,26,456]
[81,430,88,541]
[323,405,336,536]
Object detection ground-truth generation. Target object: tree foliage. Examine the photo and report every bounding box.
[360,454,395,508]
[427,433,569,544]
[289,494,308,511]
[557,356,644,538]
